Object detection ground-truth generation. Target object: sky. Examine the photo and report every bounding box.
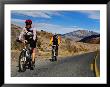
[11,10,100,34]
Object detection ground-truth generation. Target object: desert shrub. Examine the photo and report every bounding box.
[40,48,44,51]
[65,38,89,53]
[65,38,73,53]
[72,45,78,53]
[36,31,40,36]
[11,40,24,50]
[45,33,53,38]
[78,45,88,52]
[37,39,41,49]
[40,30,46,37]
[65,38,71,44]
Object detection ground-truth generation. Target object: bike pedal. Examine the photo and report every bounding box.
[50,59,54,62]
[18,70,22,72]
[30,67,34,70]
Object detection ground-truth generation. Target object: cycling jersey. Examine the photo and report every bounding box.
[19,27,37,48]
[49,35,61,45]
[19,27,36,40]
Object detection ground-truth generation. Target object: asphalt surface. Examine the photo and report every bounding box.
[96,54,100,73]
[95,53,100,76]
[11,52,98,77]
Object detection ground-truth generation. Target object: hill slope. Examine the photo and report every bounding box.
[11,24,100,59]
[79,35,100,44]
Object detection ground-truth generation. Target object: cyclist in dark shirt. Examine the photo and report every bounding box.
[17,19,37,65]
[49,33,61,61]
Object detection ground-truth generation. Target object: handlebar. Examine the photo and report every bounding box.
[16,39,22,43]
[49,44,58,46]
[16,38,28,44]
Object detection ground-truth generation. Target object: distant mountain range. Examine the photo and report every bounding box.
[79,35,100,44]
[61,30,99,41]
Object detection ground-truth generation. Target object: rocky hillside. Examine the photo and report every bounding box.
[11,24,23,50]
[11,24,100,58]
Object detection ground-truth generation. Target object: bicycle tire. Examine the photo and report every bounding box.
[52,47,57,61]
[26,48,34,70]
[18,50,26,72]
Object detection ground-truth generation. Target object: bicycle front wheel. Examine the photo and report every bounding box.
[18,50,26,72]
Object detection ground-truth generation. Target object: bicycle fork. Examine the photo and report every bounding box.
[21,49,27,62]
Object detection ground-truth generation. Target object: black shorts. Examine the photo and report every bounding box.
[28,39,37,48]
[24,35,37,48]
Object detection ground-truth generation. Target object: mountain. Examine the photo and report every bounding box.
[79,35,100,44]
[61,30,99,41]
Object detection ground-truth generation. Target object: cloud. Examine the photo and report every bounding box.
[11,18,99,34]
[11,10,100,20]
[76,11,100,20]
[34,23,99,34]
[11,19,75,34]
[11,18,25,27]
[35,23,69,34]
[11,10,61,19]
[11,18,25,22]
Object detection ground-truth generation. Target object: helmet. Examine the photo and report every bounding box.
[54,33,57,35]
[25,19,32,25]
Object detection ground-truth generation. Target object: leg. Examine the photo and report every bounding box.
[55,46,58,61]
[52,46,54,61]
[32,48,36,64]
[30,39,37,64]
[51,46,56,61]
[56,46,58,56]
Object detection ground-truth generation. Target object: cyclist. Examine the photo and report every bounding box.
[49,33,61,61]
[17,19,37,66]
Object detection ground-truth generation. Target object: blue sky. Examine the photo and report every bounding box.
[11,10,100,34]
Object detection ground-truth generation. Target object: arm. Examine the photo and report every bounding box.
[58,36,61,45]
[49,37,53,46]
[18,28,26,41]
[33,29,37,41]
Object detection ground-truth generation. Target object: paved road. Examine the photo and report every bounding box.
[11,52,98,77]
[94,53,100,76]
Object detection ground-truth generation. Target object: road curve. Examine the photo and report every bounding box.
[11,52,98,77]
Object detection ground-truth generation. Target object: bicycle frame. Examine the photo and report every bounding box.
[52,45,57,57]
[18,40,34,72]
[22,41,32,62]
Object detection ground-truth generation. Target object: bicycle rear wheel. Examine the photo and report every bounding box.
[18,50,26,72]
[51,48,56,61]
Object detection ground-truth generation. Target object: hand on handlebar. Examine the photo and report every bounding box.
[23,40,28,44]
[16,38,22,43]
[49,44,52,46]
[49,44,59,46]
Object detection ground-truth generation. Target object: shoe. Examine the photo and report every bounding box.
[55,58,57,61]
[53,57,57,61]
[50,59,54,62]
[30,61,35,70]
[30,66,34,70]
[32,61,35,66]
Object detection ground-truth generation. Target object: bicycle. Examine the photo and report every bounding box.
[18,40,34,72]
[51,45,58,62]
